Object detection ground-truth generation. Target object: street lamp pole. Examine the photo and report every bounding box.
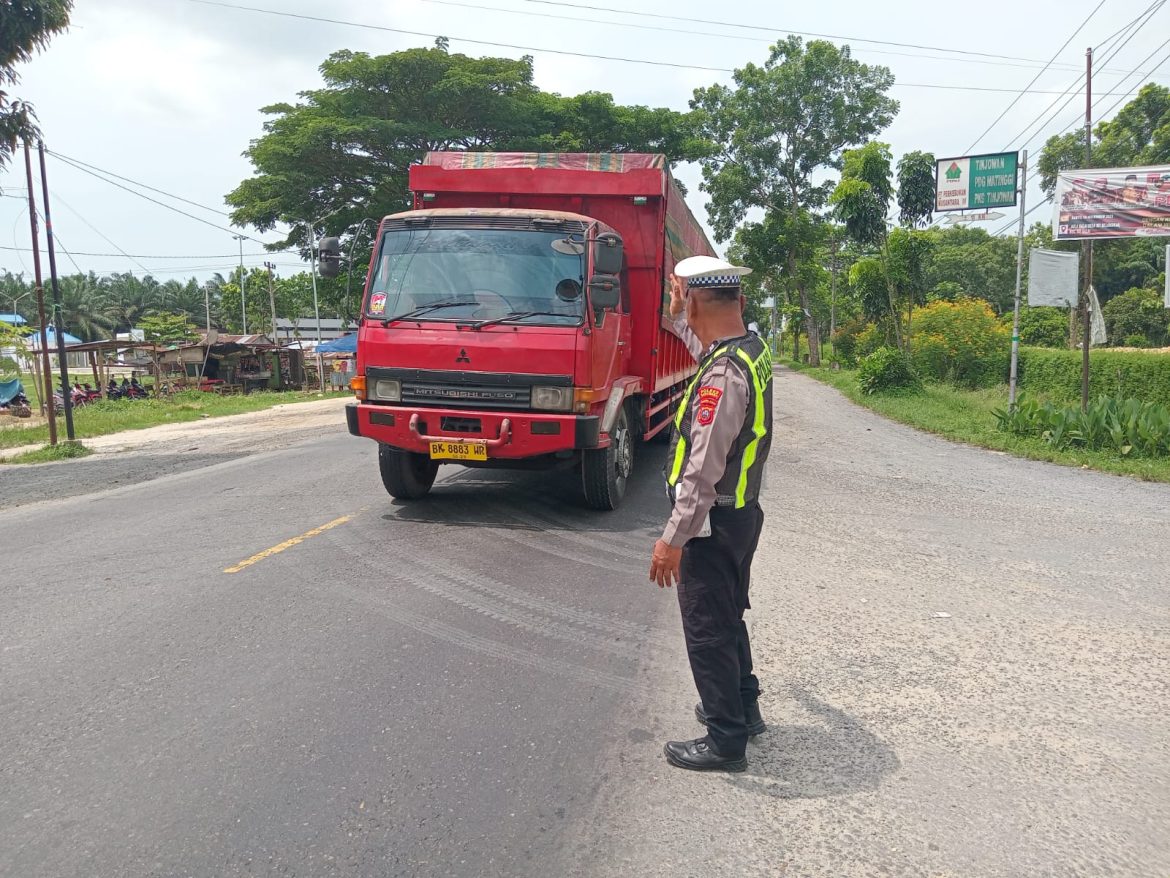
[233,234,247,335]
[10,289,33,320]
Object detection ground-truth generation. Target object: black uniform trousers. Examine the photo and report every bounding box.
[676,502,765,759]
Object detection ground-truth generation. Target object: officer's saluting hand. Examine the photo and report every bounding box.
[651,256,774,773]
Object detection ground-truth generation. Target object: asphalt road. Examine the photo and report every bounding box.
[2,370,1167,877]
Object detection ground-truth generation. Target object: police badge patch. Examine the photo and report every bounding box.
[696,386,722,425]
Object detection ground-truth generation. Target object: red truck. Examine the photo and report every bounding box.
[335,152,715,509]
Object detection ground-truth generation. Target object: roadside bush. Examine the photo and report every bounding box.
[1102,286,1168,348]
[994,394,1170,458]
[856,322,891,359]
[1013,306,1068,348]
[1121,334,1151,348]
[1017,347,1170,408]
[831,318,868,367]
[858,346,921,395]
[908,297,1010,387]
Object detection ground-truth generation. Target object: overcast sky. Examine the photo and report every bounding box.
[0,0,1167,285]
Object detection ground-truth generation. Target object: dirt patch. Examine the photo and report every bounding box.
[0,397,351,462]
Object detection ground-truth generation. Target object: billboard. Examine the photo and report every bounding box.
[935,152,1018,212]
[1053,165,1170,240]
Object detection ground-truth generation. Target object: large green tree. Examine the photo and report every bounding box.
[690,37,897,366]
[227,45,707,261]
[1038,83,1170,195]
[0,0,71,169]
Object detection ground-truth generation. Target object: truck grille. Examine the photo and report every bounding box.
[405,381,531,410]
[367,367,570,412]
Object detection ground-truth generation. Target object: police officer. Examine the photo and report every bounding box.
[649,256,773,773]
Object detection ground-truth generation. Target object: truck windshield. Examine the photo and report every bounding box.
[366,227,586,326]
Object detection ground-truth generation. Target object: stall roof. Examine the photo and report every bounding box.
[25,327,83,348]
[316,333,356,354]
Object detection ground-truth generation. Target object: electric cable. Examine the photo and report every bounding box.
[188,0,1165,89]
[45,150,233,218]
[417,0,1163,76]
[49,151,279,247]
[963,0,1107,154]
[506,0,1099,64]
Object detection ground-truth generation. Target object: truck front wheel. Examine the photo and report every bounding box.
[582,406,632,510]
[379,443,439,500]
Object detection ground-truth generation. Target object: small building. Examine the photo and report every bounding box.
[160,332,306,392]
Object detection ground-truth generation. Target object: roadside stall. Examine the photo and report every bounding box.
[161,333,306,393]
[316,333,357,390]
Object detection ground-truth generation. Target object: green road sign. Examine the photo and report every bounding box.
[935,151,1018,212]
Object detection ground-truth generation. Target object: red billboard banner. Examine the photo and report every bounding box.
[1053,165,1170,240]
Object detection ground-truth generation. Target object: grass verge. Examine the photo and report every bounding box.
[0,390,348,451]
[784,360,1170,484]
[7,441,93,464]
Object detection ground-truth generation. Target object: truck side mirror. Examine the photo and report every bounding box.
[588,275,621,311]
[318,236,341,278]
[591,232,623,275]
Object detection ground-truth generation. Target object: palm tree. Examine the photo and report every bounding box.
[58,273,114,340]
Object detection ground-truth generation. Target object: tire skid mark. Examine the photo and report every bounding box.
[490,527,637,576]
[338,519,661,642]
[445,494,647,567]
[408,554,663,643]
[507,491,664,552]
[329,579,636,695]
[499,497,656,558]
[346,550,646,659]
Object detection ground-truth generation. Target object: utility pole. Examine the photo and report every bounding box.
[308,227,325,393]
[23,141,56,442]
[1009,149,1028,407]
[233,234,248,335]
[264,261,278,342]
[38,142,75,440]
[1081,47,1093,412]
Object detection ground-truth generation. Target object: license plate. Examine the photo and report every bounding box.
[429,440,488,461]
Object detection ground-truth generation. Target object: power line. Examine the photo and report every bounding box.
[989,42,1170,237]
[1001,0,1165,151]
[188,0,734,72]
[49,191,153,274]
[418,0,1165,76]
[505,0,1095,65]
[45,150,233,218]
[48,151,277,247]
[963,0,1107,155]
[181,1,1169,94]
[0,245,296,259]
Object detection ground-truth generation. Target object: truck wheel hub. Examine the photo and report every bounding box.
[615,427,632,479]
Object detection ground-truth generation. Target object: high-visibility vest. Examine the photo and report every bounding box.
[665,333,773,509]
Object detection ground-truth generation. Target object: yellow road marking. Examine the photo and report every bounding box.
[223,514,353,574]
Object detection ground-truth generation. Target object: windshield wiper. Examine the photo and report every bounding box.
[382,301,479,326]
[465,310,576,330]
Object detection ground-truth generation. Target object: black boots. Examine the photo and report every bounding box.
[693,700,767,736]
[663,737,748,772]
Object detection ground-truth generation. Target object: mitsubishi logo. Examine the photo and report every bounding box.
[455,348,471,363]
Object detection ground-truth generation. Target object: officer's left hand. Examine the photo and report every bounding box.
[650,539,682,588]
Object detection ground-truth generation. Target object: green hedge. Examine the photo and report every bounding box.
[1018,347,1170,408]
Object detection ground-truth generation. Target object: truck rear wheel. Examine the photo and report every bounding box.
[379,443,439,500]
[582,406,632,510]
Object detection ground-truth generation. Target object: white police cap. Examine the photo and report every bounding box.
[674,255,752,288]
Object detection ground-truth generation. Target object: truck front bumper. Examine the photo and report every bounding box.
[346,403,602,458]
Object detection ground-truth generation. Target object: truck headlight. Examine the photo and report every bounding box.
[372,378,401,402]
[532,386,572,411]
